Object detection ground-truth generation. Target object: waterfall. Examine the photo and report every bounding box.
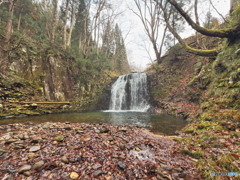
[109,73,150,112]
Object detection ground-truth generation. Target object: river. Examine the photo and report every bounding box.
[0,111,187,135]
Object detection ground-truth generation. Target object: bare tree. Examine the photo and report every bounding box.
[130,0,168,64]
[66,0,77,47]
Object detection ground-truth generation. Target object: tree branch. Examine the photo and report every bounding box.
[159,1,218,57]
[166,0,236,38]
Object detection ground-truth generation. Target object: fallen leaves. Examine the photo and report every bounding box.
[0,122,202,179]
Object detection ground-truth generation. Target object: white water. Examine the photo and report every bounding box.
[108,73,150,112]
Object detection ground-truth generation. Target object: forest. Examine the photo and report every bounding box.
[0,0,240,180]
[0,0,130,74]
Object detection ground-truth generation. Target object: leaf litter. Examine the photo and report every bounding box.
[0,122,202,179]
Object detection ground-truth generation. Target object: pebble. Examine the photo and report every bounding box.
[64,126,72,130]
[16,164,32,173]
[70,172,79,179]
[29,145,41,152]
[0,148,10,156]
[119,127,128,132]
[33,160,44,170]
[27,153,35,158]
[93,170,103,177]
[117,161,126,169]
[100,126,110,133]
[4,139,17,145]
[61,156,69,164]
[31,137,42,143]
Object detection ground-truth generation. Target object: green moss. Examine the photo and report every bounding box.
[197,124,209,130]
[184,128,195,134]
[201,113,214,121]
[180,149,203,159]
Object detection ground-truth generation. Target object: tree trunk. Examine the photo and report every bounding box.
[63,0,69,49]
[50,0,58,41]
[1,0,15,72]
[17,11,22,31]
[67,1,77,48]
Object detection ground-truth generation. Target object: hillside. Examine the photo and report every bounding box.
[147,33,240,178]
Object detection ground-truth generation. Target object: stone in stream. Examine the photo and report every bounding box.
[16,164,32,173]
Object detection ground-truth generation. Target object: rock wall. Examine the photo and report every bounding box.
[0,39,115,118]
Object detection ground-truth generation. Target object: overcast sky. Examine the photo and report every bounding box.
[116,0,230,71]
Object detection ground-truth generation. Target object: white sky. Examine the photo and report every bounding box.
[116,0,230,71]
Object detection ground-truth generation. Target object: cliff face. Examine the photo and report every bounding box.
[0,37,114,118]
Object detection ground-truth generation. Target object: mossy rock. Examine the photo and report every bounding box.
[54,135,65,142]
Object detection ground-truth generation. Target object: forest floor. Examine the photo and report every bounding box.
[0,122,202,180]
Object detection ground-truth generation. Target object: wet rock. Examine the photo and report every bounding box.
[93,163,102,169]
[52,141,58,145]
[100,126,110,133]
[4,139,17,144]
[93,170,103,177]
[33,160,44,170]
[18,134,29,140]
[64,126,72,130]
[174,167,183,172]
[29,145,41,152]
[0,148,10,156]
[81,135,91,142]
[161,164,172,171]
[119,144,126,150]
[117,161,126,169]
[23,171,31,176]
[29,103,38,110]
[31,137,43,143]
[76,130,84,134]
[17,164,32,173]
[70,172,79,179]
[13,143,25,150]
[2,133,12,140]
[119,127,128,132]
[27,153,35,158]
[61,156,69,164]
[68,157,79,163]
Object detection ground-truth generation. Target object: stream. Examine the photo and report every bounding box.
[0,112,187,135]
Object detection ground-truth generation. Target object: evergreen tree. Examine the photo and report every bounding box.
[113,24,130,74]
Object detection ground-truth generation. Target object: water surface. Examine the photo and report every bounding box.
[0,112,187,135]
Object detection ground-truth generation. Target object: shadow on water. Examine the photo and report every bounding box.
[0,112,187,135]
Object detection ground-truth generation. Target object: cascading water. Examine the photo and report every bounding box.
[109,73,151,112]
